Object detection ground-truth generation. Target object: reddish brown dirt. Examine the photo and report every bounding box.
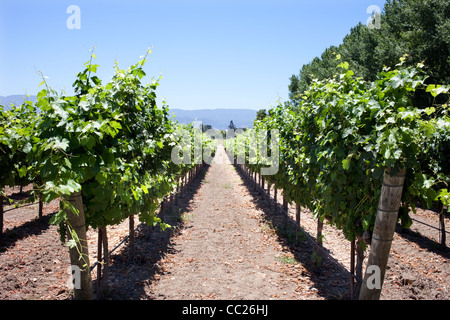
[0,146,448,300]
[0,185,70,300]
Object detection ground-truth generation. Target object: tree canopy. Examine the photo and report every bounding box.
[289,0,450,105]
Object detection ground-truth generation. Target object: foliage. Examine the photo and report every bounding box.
[0,50,213,242]
[0,100,38,196]
[237,58,449,244]
[254,109,267,125]
[289,0,450,104]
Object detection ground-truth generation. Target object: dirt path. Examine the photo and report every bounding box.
[1,144,447,300]
[146,144,328,300]
[0,194,69,300]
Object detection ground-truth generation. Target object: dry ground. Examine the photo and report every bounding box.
[0,145,448,300]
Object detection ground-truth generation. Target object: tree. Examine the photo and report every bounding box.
[288,0,450,105]
[378,0,450,85]
[254,109,267,124]
[202,124,212,132]
[339,23,381,82]
[228,120,236,130]
[289,46,340,104]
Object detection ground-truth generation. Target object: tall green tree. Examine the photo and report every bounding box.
[254,109,267,124]
[289,0,450,104]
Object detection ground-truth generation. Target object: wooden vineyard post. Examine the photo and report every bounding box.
[359,167,406,300]
[354,236,365,297]
[99,226,109,296]
[129,214,135,261]
[97,228,102,294]
[312,217,324,272]
[295,203,301,243]
[65,191,94,300]
[160,197,166,223]
[176,179,180,205]
[96,228,103,297]
[317,218,324,248]
[0,194,3,236]
[282,194,288,225]
[350,240,355,299]
[439,204,446,248]
[38,193,43,220]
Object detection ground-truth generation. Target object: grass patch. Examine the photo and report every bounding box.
[176,209,194,223]
[276,254,298,265]
[260,220,276,234]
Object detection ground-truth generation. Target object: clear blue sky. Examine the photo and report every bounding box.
[0,0,386,110]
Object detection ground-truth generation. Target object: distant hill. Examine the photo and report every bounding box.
[0,95,37,108]
[0,95,257,129]
[169,108,257,130]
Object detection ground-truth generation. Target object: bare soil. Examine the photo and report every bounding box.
[0,145,448,300]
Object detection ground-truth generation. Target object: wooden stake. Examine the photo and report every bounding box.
[350,240,355,299]
[355,236,364,298]
[97,228,102,297]
[100,226,109,295]
[295,203,301,243]
[295,203,301,225]
[0,194,3,236]
[359,167,406,300]
[283,194,288,225]
[129,214,135,260]
[439,204,446,248]
[160,198,165,223]
[65,192,94,300]
[38,194,43,220]
[317,218,323,247]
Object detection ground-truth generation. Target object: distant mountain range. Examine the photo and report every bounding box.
[0,95,256,129]
[0,95,37,107]
[168,108,257,129]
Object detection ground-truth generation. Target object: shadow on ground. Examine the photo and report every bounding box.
[0,211,55,253]
[101,165,210,300]
[395,224,450,260]
[233,164,351,300]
